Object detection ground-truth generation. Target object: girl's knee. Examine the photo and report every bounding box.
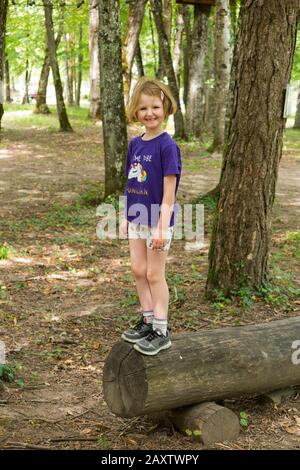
[131,262,147,279]
[146,269,165,285]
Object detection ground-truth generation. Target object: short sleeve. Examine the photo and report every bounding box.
[161,143,181,177]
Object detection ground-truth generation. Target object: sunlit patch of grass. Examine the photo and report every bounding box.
[283,129,300,153]
[2,103,93,131]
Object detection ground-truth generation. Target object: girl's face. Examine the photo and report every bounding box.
[136,93,165,133]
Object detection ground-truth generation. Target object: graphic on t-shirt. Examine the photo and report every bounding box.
[128,162,147,182]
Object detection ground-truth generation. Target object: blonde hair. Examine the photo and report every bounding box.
[126,77,177,122]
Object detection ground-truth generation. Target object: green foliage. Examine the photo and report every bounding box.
[239,411,249,428]
[196,195,217,212]
[0,364,15,383]
[291,28,300,81]
[168,273,185,306]
[185,428,202,439]
[77,182,104,207]
[119,291,139,309]
[255,281,300,310]
[6,0,90,81]
[0,245,9,260]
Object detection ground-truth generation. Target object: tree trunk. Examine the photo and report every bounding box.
[35,50,51,114]
[35,7,64,115]
[4,54,11,102]
[156,0,172,80]
[76,24,83,107]
[65,33,74,106]
[148,7,158,76]
[0,0,8,129]
[22,59,31,104]
[88,0,101,119]
[173,4,184,88]
[186,5,211,138]
[98,0,127,197]
[103,316,300,417]
[182,5,192,110]
[123,0,146,105]
[206,1,298,297]
[135,40,144,78]
[150,0,186,139]
[211,0,231,151]
[293,88,300,130]
[43,0,72,132]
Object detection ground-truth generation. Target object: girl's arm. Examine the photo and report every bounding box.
[152,175,177,250]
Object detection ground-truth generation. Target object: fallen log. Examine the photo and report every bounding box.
[170,402,240,445]
[103,317,300,417]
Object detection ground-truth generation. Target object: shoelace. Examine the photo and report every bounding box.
[145,329,163,342]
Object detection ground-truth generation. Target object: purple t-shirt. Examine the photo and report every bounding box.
[124,132,181,227]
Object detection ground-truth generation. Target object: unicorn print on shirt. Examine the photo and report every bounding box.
[128,162,147,183]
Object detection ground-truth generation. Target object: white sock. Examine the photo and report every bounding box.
[143,310,154,324]
[153,318,168,336]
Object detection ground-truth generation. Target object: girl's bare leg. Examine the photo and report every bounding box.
[146,248,169,319]
[129,238,153,311]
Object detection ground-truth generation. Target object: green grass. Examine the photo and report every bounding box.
[2,103,92,131]
[0,245,9,260]
[283,128,300,152]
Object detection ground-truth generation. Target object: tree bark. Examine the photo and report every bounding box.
[148,7,158,76]
[98,0,128,197]
[173,4,184,88]
[22,59,31,105]
[43,0,72,132]
[135,40,144,78]
[35,7,64,115]
[206,0,299,297]
[186,5,211,138]
[0,0,8,129]
[103,316,300,417]
[211,0,231,151]
[35,50,51,114]
[123,0,147,105]
[65,33,75,106]
[150,0,186,139]
[182,5,192,110]
[4,54,11,103]
[88,0,101,119]
[76,23,83,107]
[293,87,300,130]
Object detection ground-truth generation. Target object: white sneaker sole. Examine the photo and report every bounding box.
[121,333,149,344]
[133,340,172,355]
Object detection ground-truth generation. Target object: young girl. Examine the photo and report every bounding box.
[120,77,182,356]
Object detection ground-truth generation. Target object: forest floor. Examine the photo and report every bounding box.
[0,106,300,450]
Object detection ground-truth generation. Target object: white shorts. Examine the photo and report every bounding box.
[128,222,174,251]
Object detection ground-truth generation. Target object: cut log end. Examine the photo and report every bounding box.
[170,402,240,446]
[103,341,147,417]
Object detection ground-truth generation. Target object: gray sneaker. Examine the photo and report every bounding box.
[122,317,153,343]
[133,329,171,356]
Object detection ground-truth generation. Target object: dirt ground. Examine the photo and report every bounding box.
[0,111,300,450]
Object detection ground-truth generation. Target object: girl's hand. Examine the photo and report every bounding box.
[120,219,129,238]
[151,228,167,250]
